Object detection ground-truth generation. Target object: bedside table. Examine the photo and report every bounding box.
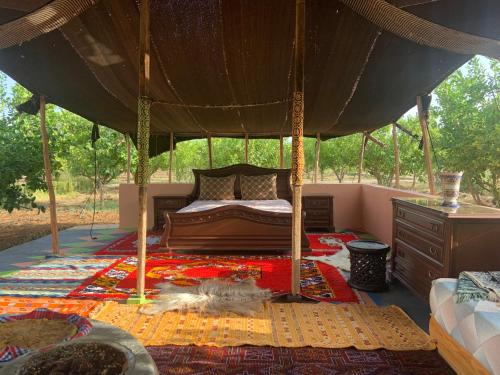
[153,195,190,230]
[302,195,334,232]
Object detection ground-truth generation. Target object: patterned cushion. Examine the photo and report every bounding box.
[198,175,236,200]
[240,174,278,200]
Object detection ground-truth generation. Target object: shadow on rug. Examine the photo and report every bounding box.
[71,256,359,303]
[146,345,455,375]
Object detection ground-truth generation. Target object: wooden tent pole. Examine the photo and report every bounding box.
[39,95,60,255]
[244,133,249,163]
[168,132,173,183]
[291,0,305,297]
[313,133,320,183]
[417,95,436,195]
[207,134,213,169]
[134,0,151,302]
[392,123,400,188]
[357,132,367,183]
[279,135,284,168]
[126,133,131,184]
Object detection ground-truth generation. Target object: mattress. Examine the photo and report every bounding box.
[177,199,292,214]
[430,278,500,375]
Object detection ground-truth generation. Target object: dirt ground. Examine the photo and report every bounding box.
[0,192,119,251]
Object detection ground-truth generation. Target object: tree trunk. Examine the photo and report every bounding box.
[99,184,104,208]
[465,174,483,205]
[411,171,417,189]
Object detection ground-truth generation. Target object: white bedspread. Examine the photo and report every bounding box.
[430,278,500,375]
[177,199,292,214]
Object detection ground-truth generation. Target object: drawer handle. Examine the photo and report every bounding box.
[428,271,436,279]
[429,247,437,255]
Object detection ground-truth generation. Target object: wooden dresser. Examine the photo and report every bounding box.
[302,195,334,232]
[392,198,500,301]
[153,195,190,230]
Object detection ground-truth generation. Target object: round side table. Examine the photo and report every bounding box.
[346,240,390,292]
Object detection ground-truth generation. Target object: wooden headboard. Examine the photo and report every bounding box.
[190,164,292,201]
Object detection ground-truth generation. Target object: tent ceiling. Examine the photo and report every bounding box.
[0,0,499,153]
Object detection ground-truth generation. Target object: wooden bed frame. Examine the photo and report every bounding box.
[429,316,490,375]
[159,164,310,252]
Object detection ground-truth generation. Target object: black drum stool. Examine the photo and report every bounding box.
[346,240,390,292]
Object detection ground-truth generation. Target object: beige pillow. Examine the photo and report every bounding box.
[240,174,278,200]
[198,175,236,200]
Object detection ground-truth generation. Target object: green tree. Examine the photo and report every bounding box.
[363,127,395,186]
[434,57,500,206]
[0,75,65,211]
[319,135,361,183]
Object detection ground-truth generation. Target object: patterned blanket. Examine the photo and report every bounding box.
[456,271,500,303]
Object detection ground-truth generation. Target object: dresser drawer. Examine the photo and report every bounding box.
[156,198,188,210]
[396,205,444,237]
[303,196,331,209]
[393,240,443,299]
[305,208,329,218]
[395,222,444,264]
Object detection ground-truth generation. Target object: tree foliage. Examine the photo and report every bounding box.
[434,57,499,206]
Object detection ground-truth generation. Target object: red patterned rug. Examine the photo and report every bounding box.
[94,232,359,256]
[307,232,359,251]
[146,345,455,375]
[69,255,358,303]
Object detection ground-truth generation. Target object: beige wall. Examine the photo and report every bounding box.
[119,184,193,229]
[360,185,429,244]
[119,182,430,246]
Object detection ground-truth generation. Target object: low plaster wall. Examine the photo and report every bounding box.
[118,182,430,246]
[359,184,429,244]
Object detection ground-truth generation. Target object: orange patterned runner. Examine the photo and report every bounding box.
[91,302,435,351]
[0,297,103,317]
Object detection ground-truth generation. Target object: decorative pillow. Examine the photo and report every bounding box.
[198,175,236,200]
[240,174,278,200]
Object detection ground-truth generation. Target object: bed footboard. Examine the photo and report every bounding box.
[159,205,310,252]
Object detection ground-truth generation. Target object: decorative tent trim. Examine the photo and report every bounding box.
[151,98,292,109]
[341,0,500,59]
[0,0,100,49]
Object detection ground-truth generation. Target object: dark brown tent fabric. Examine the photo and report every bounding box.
[0,0,499,155]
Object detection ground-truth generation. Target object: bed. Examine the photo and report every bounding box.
[429,278,500,375]
[159,164,310,252]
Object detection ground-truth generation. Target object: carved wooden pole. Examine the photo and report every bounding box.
[291,0,305,297]
[279,134,284,168]
[207,134,213,169]
[168,132,174,183]
[417,95,436,195]
[126,133,131,184]
[392,123,400,188]
[39,95,60,255]
[134,0,150,302]
[313,133,320,183]
[244,133,249,163]
[357,132,367,183]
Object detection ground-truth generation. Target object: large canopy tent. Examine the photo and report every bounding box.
[1,0,500,154]
[1,0,500,302]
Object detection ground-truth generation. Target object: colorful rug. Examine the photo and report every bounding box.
[69,255,359,303]
[0,297,103,317]
[307,232,359,251]
[147,345,455,375]
[0,257,117,298]
[94,231,359,255]
[91,302,435,350]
